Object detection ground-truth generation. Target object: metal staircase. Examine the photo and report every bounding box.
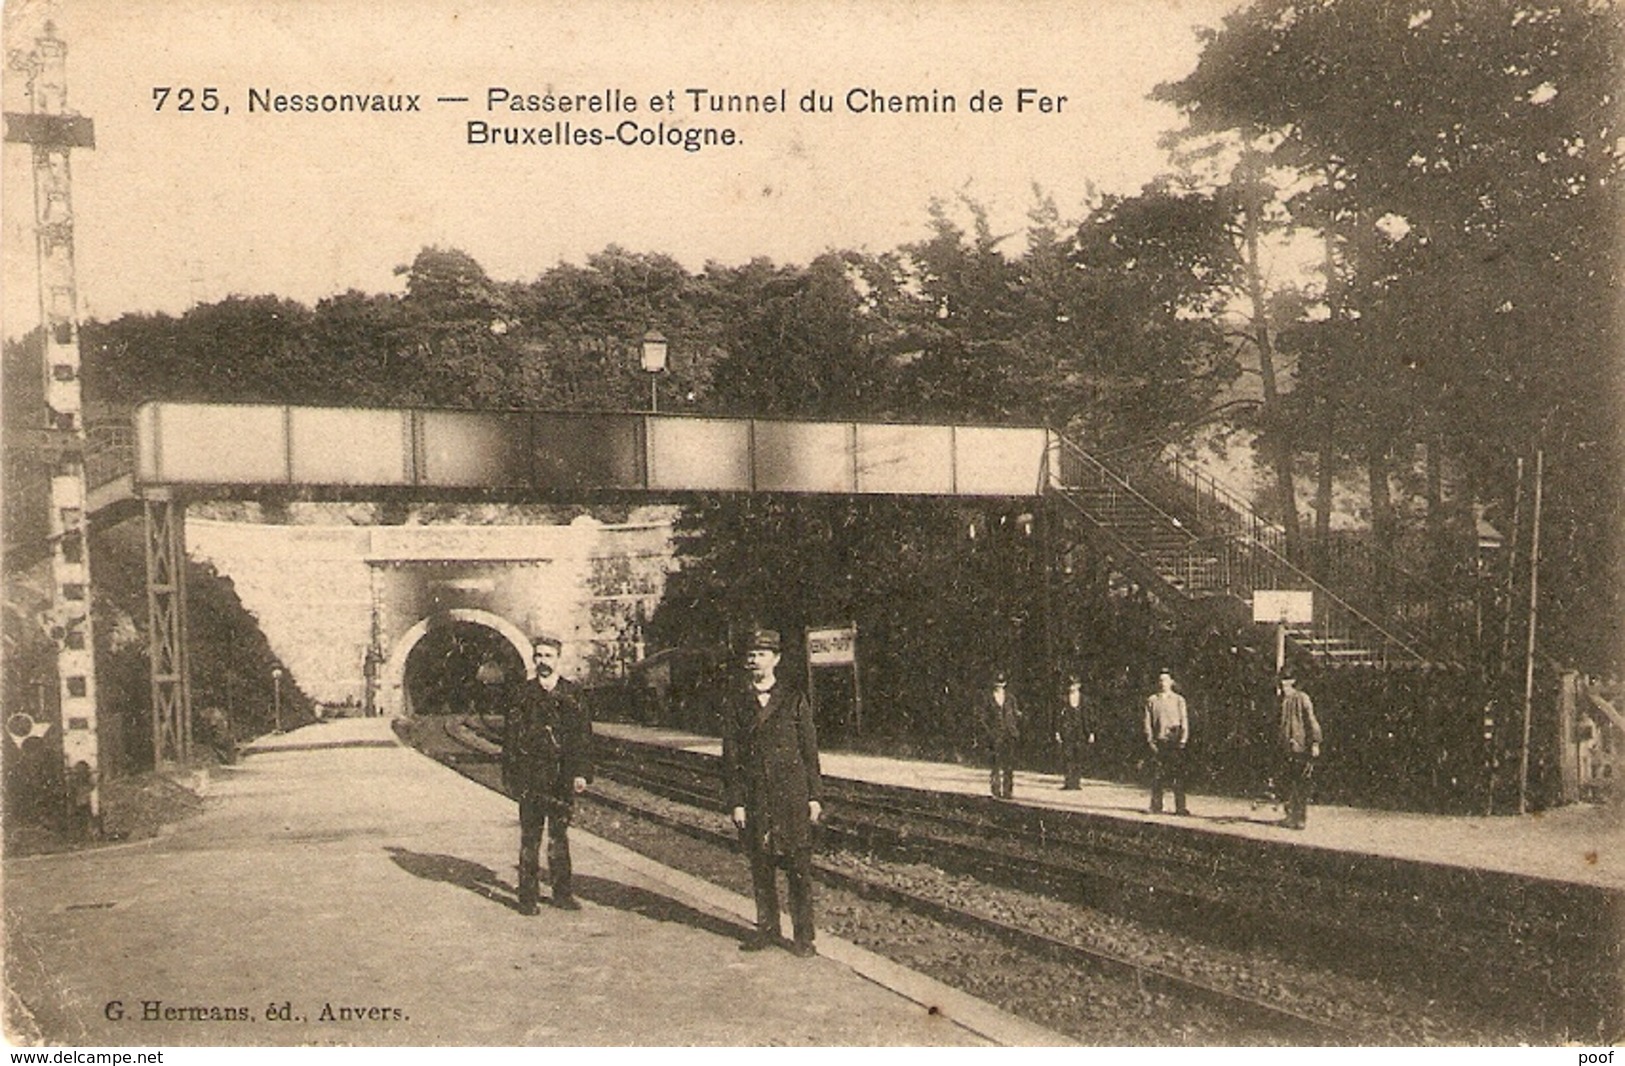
[1046,434,1455,669]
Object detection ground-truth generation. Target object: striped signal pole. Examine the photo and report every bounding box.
[5,23,102,830]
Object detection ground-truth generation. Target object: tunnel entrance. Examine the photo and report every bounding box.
[401,617,527,718]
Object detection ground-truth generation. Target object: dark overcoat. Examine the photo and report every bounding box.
[1057,693,1096,744]
[980,692,1022,749]
[721,682,822,857]
[502,677,594,800]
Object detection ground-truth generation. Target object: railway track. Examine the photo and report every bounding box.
[413,715,1414,1043]
[587,732,1618,1038]
[587,770,1361,1042]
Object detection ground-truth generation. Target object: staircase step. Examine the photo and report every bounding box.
[1056,445,1443,671]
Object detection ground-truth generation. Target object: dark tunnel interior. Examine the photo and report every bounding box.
[403,619,526,717]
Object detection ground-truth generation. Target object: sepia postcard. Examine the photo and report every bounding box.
[3,0,1620,1056]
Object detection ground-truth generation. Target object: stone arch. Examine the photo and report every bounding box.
[378,608,533,718]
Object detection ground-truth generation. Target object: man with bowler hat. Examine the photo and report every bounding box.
[1277,671,1322,829]
[1143,668,1190,815]
[981,671,1022,799]
[721,628,824,957]
[503,630,593,913]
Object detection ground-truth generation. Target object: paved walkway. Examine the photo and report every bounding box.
[598,722,1625,890]
[4,717,1065,1047]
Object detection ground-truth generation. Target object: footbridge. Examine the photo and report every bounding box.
[55,400,1439,772]
[118,402,1053,764]
[130,402,1051,498]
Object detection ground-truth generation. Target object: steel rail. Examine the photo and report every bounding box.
[595,741,1445,959]
[592,737,1603,1003]
[425,717,1360,1042]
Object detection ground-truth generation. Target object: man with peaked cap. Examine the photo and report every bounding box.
[503,630,593,913]
[1054,672,1096,791]
[721,628,823,957]
[1143,668,1190,815]
[1277,671,1322,830]
[980,670,1022,799]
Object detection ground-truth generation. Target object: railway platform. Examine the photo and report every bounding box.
[2,716,1065,1047]
[596,719,1625,1039]
[596,720,1625,891]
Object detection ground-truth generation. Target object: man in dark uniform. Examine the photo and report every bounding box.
[1054,673,1096,790]
[981,671,1022,799]
[721,628,823,957]
[1277,671,1322,830]
[503,631,593,914]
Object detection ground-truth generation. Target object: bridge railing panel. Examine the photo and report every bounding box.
[531,413,645,491]
[954,425,1050,496]
[753,420,854,493]
[647,417,753,491]
[853,423,955,495]
[139,403,289,484]
[418,410,533,487]
[290,407,412,485]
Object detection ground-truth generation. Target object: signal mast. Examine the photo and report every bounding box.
[6,22,102,829]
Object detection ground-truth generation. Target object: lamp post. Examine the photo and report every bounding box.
[640,329,668,413]
[271,667,283,734]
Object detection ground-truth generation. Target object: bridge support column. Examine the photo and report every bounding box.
[143,489,191,765]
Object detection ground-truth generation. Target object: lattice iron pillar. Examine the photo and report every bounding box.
[6,23,101,823]
[143,491,192,765]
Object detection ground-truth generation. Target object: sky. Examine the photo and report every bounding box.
[2,0,1241,339]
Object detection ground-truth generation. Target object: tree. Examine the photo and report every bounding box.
[307,290,414,405]
[887,198,1030,421]
[706,253,897,419]
[83,297,319,407]
[869,190,1240,445]
[1158,0,1623,667]
[511,245,725,412]
[392,247,519,407]
[1048,180,1242,448]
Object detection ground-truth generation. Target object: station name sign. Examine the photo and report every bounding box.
[1252,590,1314,625]
[806,626,856,666]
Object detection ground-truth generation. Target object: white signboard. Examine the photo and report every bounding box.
[1253,590,1315,624]
[806,626,857,666]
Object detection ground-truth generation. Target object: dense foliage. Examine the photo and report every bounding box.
[7,0,1617,817]
[1157,0,1623,669]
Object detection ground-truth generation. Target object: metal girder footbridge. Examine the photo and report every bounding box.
[119,401,1054,765]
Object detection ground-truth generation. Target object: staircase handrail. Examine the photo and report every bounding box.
[1140,435,1279,531]
[1112,433,1472,640]
[1049,436,1205,546]
[2,420,136,513]
[1087,433,1276,526]
[83,421,135,488]
[1081,433,1480,615]
[1050,433,1437,666]
[1218,530,1436,664]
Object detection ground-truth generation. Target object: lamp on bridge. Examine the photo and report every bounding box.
[271,666,284,734]
[640,329,668,413]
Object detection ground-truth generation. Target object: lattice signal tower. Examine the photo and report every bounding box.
[5,22,101,827]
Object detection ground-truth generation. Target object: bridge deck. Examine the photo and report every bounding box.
[595,721,1625,891]
[130,402,1051,499]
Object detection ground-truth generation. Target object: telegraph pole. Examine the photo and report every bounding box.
[5,23,102,829]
